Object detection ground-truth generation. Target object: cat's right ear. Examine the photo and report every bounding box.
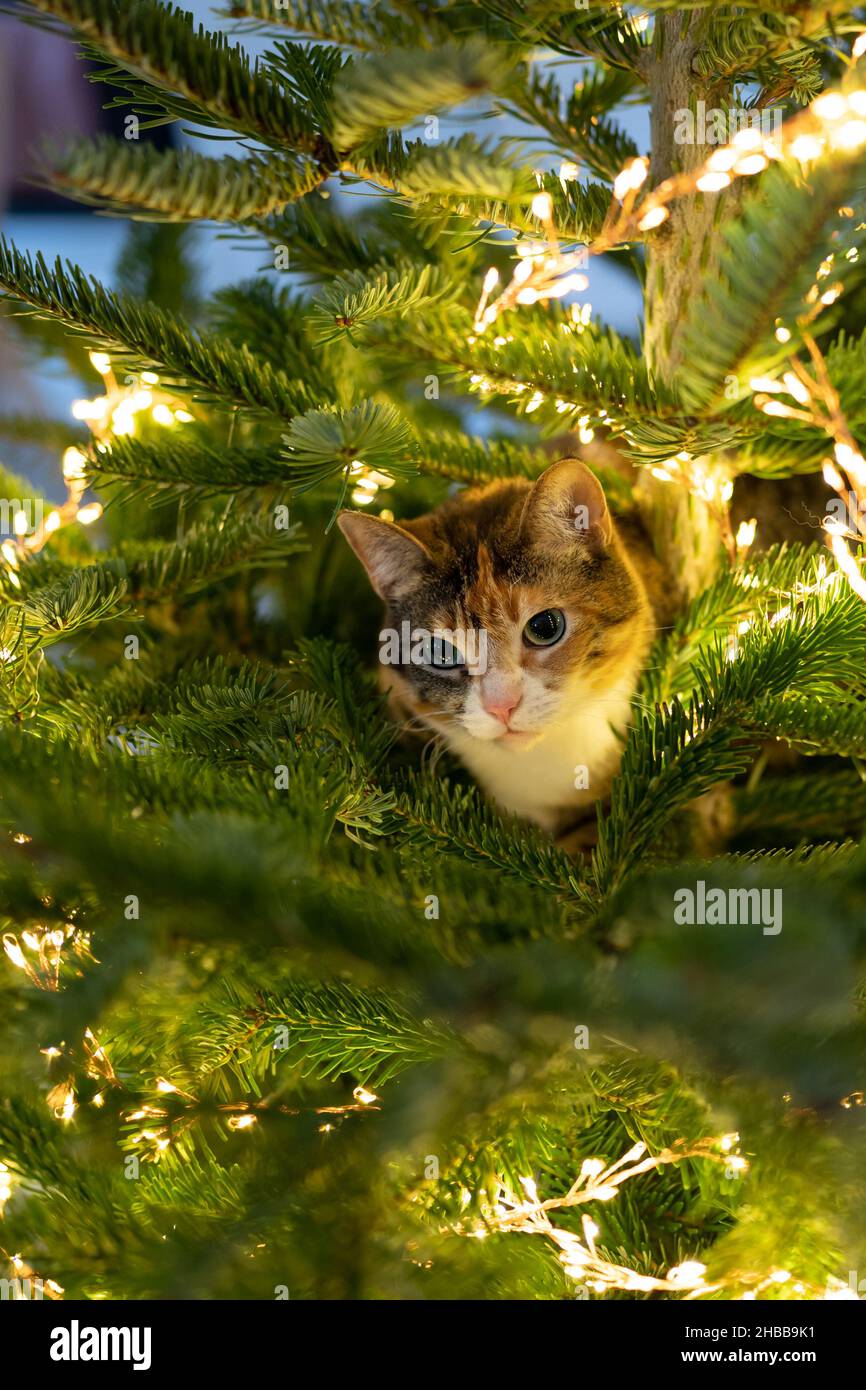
[337,511,432,601]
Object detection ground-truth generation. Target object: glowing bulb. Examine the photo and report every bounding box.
[62,447,87,482]
[111,407,135,436]
[3,936,27,970]
[151,404,175,426]
[668,1261,707,1285]
[708,148,738,171]
[72,397,108,422]
[782,371,810,405]
[638,205,669,230]
[531,191,553,222]
[732,127,764,150]
[76,504,103,526]
[174,409,193,424]
[88,351,111,375]
[836,119,866,148]
[789,134,824,162]
[696,171,731,192]
[735,153,768,176]
[613,158,647,200]
[813,93,848,121]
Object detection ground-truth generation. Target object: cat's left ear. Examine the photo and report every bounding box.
[520,457,613,551]
[337,510,432,601]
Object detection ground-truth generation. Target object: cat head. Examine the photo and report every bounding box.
[338,458,650,748]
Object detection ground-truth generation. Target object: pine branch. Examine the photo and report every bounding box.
[594,553,866,901]
[0,414,88,450]
[197,976,459,1089]
[85,435,292,502]
[308,262,458,344]
[639,542,826,707]
[677,148,866,410]
[691,4,852,102]
[10,0,327,155]
[222,0,458,50]
[737,329,866,477]
[2,512,306,637]
[473,0,649,71]
[108,508,307,600]
[389,769,592,909]
[371,302,680,437]
[329,38,514,150]
[347,134,611,241]
[501,63,641,182]
[747,691,866,757]
[281,401,417,494]
[0,238,318,420]
[736,769,866,837]
[45,137,323,222]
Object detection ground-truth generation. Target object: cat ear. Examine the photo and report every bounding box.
[520,457,613,551]
[337,510,432,601]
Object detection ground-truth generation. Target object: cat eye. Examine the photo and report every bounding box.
[429,637,465,670]
[523,609,566,647]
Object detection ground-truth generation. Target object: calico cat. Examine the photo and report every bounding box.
[338,458,666,835]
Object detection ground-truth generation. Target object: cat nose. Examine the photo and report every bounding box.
[481,681,522,725]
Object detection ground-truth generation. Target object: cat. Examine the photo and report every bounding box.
[338,457,667,836]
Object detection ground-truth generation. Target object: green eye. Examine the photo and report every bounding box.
[430,637,464,669]
[523,609,566,647]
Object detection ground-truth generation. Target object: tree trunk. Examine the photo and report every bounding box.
[637,9,741,602]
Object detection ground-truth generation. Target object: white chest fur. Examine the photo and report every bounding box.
[446,679,636,831]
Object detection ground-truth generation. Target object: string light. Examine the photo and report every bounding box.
[454,1135,759,1297]
[6,353,200,571]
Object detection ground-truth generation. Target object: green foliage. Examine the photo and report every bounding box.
[45,137,323,221]
[330,38,514,150]
[1,0,866,1307]
[678,153,866,410]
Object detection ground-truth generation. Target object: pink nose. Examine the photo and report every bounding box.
[482,689,522,725]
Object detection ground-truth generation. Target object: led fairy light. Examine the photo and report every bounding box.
[748,299,866,595]
[2,352,200,577]
[349,458,396,506]
[454,1135,758,1297]
[0,1162,12,1216]
[0,1246,64,1300]
[650,452,736,558]
[473,181,592,335]
[455,1132,842,1299]
[474,36,866,339]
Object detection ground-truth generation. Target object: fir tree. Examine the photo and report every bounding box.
[0,0,865,1303]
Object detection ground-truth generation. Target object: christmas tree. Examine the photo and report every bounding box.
[1,0,865,1304]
